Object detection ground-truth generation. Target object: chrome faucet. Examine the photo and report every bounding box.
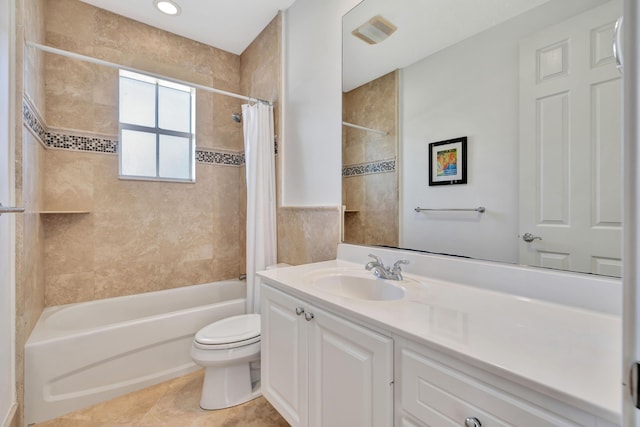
[365,254,409,280]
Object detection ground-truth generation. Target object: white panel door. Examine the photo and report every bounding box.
[307,306,393,427]
[261,284,308,427]
[519,1,622,276]
[0,0,15,424]
[623,0,640,425]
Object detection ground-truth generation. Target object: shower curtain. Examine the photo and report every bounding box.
[242,102,277,314]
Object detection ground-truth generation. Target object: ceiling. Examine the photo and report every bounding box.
[79,0,298,55]
[78,0,603,93]
[342,0,553,91]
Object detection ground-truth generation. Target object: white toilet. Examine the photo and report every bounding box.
[190,313,262,410]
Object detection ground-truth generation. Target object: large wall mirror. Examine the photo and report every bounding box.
[342,0,623,277]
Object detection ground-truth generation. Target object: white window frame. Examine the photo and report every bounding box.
[118,69,196,182]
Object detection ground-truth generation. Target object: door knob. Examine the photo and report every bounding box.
[295,307,305,316]
[522,232,542,242]
[465,417,481,427]
[613,16,623,73]
[304,312,314,322]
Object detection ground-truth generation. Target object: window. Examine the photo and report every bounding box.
[118,70,195,182]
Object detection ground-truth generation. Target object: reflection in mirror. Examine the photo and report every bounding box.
[342,70,398,246]
[342,0,623,277]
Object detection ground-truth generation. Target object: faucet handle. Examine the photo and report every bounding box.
[391,259,409,273]
[369,254,382,265]
[367,254,384,267]
[366,254,385,271]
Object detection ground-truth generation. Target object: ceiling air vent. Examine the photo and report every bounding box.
[352,15,397,45]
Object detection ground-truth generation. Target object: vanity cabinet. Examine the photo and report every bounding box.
[261,283,394,427]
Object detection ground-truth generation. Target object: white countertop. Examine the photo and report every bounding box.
[258,259,621,423]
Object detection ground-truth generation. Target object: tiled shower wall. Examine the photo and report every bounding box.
[35,0,251,305]
[14,0,47,425]
[21,0,341,306]
[342,70,399,246]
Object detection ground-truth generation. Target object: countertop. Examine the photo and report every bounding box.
[258,259,621,423]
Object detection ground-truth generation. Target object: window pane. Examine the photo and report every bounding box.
[159,135,191,180]
[119,77,156,127]
[158,85,191,133]
[121,129,157,177]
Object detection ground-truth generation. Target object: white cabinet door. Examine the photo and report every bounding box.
[261,285,308,427]
[261,283,394,427]
[519,1,622,276]
[307,306,393,427]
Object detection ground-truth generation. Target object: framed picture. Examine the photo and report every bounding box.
[428,137,467,186]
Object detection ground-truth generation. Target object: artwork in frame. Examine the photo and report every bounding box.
[428,137,467,186]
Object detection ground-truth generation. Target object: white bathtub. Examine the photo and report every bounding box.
[25,280,246,425]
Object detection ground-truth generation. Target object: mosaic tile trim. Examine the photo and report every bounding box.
[47,129,118,153]
[23,98,118,153]
[23,97,245,166]
[343,158,396,177]
[196,149,245,166]
[22,98,48,144]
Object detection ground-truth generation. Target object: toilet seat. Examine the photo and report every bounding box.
[195,314,261,349]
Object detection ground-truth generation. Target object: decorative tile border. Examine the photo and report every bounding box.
[342,158,396,177]
[22,97,245,166]
[22,99,48,143]
[196,149,245,166]
[23,97,119,153]
[47,129,118,153]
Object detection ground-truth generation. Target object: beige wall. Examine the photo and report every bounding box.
[342,70,399,247]
[39,0,246,305]
[27,1,343,301]
[15,0,47,425]
[277,206,342,264]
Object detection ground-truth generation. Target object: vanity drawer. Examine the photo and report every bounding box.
[400,348,579,427]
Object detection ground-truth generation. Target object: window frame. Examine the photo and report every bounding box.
[118,70,196,183]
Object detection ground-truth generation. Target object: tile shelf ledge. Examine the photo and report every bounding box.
[39,210,91,214]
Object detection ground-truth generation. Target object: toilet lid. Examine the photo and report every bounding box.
[195,314,261,346]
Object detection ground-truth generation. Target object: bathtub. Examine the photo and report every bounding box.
[25,280,246,425]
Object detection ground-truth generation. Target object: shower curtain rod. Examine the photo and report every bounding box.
[26,41,273,106]
[342,121,387,136]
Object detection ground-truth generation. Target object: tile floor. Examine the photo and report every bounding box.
[33,370,289,426]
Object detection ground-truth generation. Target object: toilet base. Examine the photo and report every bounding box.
[199,364,262,410]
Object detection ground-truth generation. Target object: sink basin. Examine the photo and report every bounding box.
[310,272,406,301]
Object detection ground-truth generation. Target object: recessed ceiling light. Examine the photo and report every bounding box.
[153,0,181,16]
[352,15,397,45]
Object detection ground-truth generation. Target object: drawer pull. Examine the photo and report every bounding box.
[304,312,315,321]
[465,417,481,427]
[295,307,305,316]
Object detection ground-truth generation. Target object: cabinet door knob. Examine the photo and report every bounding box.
[465,417,481,427]
[304,312,315,321]
[295,307,305,316]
